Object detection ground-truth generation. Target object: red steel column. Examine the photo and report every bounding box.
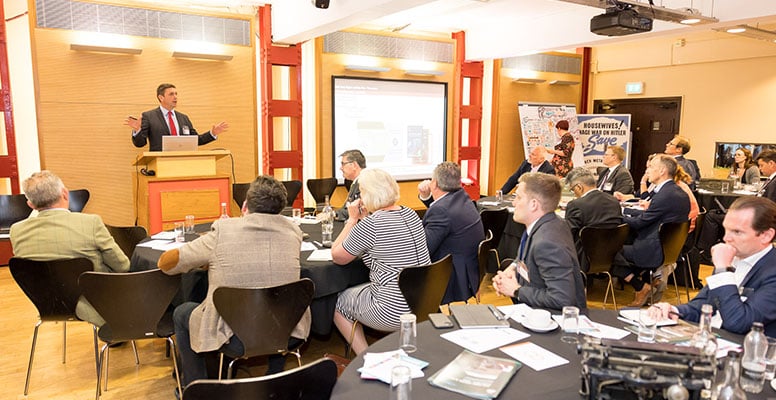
[452,31,483,199]
[0,4,20,193]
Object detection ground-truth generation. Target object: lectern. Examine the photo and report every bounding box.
[134,151,232,234]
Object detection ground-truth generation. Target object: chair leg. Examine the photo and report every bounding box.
[289,349,303,367]
[227,358,239,379]
[167,337,182,395]
[62,321,67,364]
[92,326,99,376]
[23,321,43,396]
[681,255,693,303]
[103,346,110,392]
[344,320,359,359]
[218,353,224,381]
[95,343,109,400]
[131,340,139,365]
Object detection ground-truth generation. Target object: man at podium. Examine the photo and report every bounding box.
[125,83,229,151]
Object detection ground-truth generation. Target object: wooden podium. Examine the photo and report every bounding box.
[134,151,232,234]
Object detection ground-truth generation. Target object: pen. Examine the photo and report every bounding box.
[312,241,322,247]
[488,305,506,321]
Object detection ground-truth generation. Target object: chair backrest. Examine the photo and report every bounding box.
[9,257,94,321]
[580,223,630,275]
[106,225,149,259]
[67,189,90,212]
[479,208,510,247]
[78,270,180,340]
[477,230,495,282]
[398,254,453,322]
[282,180,303,207]
[689,208,708,250]
[0,194,33,229]
[213,278,315,359]
[233,183,251,208]
[183,358,337,400]
[306,178,337,205]
[659,220,691,267]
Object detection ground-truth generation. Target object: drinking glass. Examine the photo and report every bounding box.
[389,365,412,400]
[184,215,195,234]
[292,208,302,225]
[721,181,730,193]
[174,222,185,243]
[764,338,776,380]
[399,313,417,353]
[496,190,504,203]
[638,308,657,343]
[561,306,579,344]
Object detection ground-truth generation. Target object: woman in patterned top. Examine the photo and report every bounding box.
[546,120,575,178]
[332,168,430,355]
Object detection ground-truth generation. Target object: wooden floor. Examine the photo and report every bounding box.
[0,264,708,399]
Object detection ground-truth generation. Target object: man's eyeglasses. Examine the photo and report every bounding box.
[340,161,354,167]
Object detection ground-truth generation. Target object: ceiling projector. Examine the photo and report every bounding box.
[590,7,653,36]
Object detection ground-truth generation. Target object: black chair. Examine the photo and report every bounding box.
[677,208,707,302]
[282,180,303,207]
[479,208,510,265]
[212,278,315,379]
[68,189,90,212]
[105,225,148,259]
[398,254,453,323]
[653,220,691,305]
[182,358,337,400]
[233,183,250,208]
[0,194,33,230]
[579,224,630,310]
[306,178,337,209]
[78,269,182,399]
[475,230,495,304]
[9,257,97,395]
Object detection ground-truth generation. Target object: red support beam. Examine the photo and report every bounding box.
[452,31,484,200]
[0,4,20,193]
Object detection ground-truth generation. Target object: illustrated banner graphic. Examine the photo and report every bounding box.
[517,102,583,168]
[576,114,632,170]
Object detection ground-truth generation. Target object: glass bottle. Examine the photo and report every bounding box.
[219,202,229,219]
[740,322,767,393]
[692,304,718,358]
[321,195,334,247]
[713,351,747,400]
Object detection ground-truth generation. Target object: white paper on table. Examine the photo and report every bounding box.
[619,309,677,327]
[551,315,630,340]
[358,349,428,383]
[151,231,177,240]
[479,201,501,206]
[696,189,712,194]
[285,216,320,225]
[300,242,317,251]
[306,249,332,261]
[497,303,534,324]
[137,239,173,248]
[440,328,529,353]
[152,241,187,251]
[715,338,741,358]
[500,342,569,371]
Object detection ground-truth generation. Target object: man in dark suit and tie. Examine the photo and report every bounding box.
[500,147,555,194]
[335,149,366,220]
[125,83,228,151]
[651,197,776,337]
[564,167,623,273]
[492,172,587,310]
[417,162,484,303]
[614,154,690,307]
[596,145,634,195]
[665,135,699,189]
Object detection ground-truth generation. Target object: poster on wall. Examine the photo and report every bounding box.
[517,102,583,169]
[576,114,632,170]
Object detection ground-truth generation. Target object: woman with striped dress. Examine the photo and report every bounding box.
[332,168,430,355]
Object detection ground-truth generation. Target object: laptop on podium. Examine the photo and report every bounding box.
[162,135,198,152]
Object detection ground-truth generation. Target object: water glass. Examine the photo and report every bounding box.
[184,215,195,233]
[174,222,185,243]
[496,190,504,203]
[389,365,412,400]
[638,308,657,343]
[561,306,579,344]
[292,208,302,225]
[721,181,730,193]
[399,313,417,353]
[765,338,776,380]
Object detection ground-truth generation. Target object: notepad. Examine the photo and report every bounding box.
[450,305,510,329]
[306,249,332,261]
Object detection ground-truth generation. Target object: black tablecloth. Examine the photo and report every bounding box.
[130,219,369,335]
[476,196,522,270]
[694,189,753,212]
[331,309,770,400]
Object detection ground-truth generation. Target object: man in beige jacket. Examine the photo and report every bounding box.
[159,175,310,389]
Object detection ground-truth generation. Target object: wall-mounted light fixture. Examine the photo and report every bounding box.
[513,78,546,84]
[172,51,233,61]
[549,80,580,85]
[344,65,390,72]
[404,69,443,76]
[70,44,142,55]
[714,25,776,43]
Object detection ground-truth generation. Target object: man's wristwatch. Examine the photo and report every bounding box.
[512,287,519,300]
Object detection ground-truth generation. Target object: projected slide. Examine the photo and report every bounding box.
[333,77,447,182]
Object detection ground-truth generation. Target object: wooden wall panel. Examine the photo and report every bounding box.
[33,27,257,225]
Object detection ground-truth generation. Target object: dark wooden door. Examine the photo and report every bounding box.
[593,97,682,184]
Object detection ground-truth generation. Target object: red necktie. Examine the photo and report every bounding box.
[167,111,177,136]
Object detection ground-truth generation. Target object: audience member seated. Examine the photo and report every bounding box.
[665,135,700,189]
[612,154,690,307]
[698,150,776,264]
[730,147,760,185]
[500,147,555,194]
[332,168,430,355]
[335,149,366,220]
[651,197,776,337]
[158,176,311,389]
[10,170,129,327]
[564,167,623,273]
[417,162,484,303]
[492,172,587,310]
[596,145,634,196]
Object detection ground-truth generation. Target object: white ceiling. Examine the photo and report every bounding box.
[140,0,776,60]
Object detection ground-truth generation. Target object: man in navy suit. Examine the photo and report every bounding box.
[564,167,623,273]
[651,197,776,337]
[492,172,587,310]
[614,154,690,307]
[125,83,228,151]
[500,147,555,194]
[596,145,634,195]
[665,135,699,189]
[418,162,484,303]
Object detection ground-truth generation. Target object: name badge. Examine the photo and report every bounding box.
[603,183,613,191]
